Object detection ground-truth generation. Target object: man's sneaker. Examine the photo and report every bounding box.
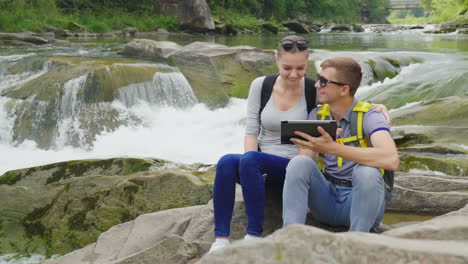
[208,238,230,253]
[243,234,262,241]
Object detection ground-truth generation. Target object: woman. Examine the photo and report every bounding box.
[209,35,313,252]
[209,35,389,252]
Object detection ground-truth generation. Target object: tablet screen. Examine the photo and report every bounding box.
[281,120,338,144]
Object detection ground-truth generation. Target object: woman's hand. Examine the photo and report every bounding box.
[372,103,392,126]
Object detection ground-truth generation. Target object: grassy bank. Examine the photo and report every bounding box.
[0,5,177,33]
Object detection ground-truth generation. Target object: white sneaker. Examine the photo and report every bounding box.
[243,234,262,240]
[208,238,230,253]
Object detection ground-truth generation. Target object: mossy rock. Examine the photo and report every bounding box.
[399,153,468,176]
[391,96,468,127]
[0,158,214,255]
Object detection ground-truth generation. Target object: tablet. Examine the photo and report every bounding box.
[281,120,338,144]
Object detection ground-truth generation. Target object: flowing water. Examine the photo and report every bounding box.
[0,30,467,263]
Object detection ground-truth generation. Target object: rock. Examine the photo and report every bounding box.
[0,33,48,45]
[44,25,57,32]
[282,21,310,33]
[458,28,468,34]
[352,24,365,32]
[122,27,138,35]
[0,158,214,256]
[388,173,468,213]
[166,42,278,107]
[68,22,87,32]
[119,39,182,59]
[262,23,278,34]
[215,23,238,35]
[54,29,73,37]
[9,40,37,46]
[158,0,215,32]
[199,225,468,264]
[157,28,170,34]
[330,24,352,32]
[383,203,468,240]
[39,170,468,263]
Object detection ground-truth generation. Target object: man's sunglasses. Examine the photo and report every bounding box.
[317,74,347,88]
[280,39,309,51]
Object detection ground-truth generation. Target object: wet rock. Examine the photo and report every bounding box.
[262,23,279,34]
[54,29,73,37]
[166,41,278,107]
[0,33,48,45]
[352,24,365,32]
[1,57,184,148]
[282,21,309,33]
[215,23,238,35]
[330,24,352,32]
[119,39,182,59]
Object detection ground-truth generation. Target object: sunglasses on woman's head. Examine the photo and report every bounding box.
[280,39,309,51]
[317,74,347,88]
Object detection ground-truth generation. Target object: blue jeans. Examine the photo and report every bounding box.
[213,151,290,237]
[282,155,385,232]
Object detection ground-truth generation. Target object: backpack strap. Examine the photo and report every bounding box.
[260,75,279,115]
[304,77,317,114]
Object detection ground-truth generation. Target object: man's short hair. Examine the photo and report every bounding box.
[320,57,362,96]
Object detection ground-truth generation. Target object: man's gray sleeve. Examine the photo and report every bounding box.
[363,108,390,142]
[245,76,266,137]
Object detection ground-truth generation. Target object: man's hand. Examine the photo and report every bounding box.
[290,126,337,154]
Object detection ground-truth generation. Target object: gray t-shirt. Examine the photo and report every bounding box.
[308,99,390,181]
[245,76,309,159]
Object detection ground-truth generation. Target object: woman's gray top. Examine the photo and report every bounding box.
[245,76,309,159]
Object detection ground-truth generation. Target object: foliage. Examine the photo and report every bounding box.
[412,0,468,23]
[208,0,384,23]
[0,0,176,32]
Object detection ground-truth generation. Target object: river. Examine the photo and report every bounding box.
[0,29,467,263]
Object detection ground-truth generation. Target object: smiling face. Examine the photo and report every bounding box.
[275,51,309,86]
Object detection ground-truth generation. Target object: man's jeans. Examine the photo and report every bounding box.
[283,155,385,232]
[213,151,289,237]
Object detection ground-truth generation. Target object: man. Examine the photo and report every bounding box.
[282,57,399,232]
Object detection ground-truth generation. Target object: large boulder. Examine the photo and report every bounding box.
[199,224,468,264]
[0,158,214,256]
[41,169,468,264]
[159,0,215,32]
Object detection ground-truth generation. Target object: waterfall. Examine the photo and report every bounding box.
[118,72,198,108]
[54,75,88,149]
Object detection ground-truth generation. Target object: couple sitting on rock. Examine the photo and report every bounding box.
[209,35,399,252]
